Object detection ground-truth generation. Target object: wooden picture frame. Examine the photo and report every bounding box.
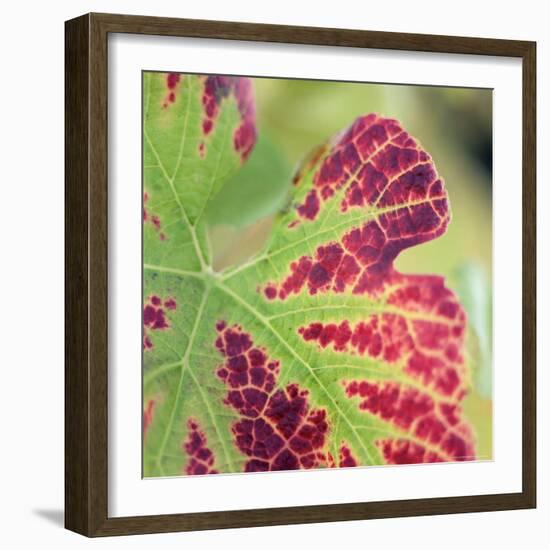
[65,12,536,537]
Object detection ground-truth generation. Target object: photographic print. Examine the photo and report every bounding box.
[142,72,493,478]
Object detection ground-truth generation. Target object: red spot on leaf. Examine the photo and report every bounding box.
[378,440,444,464]
[203,119,213,135]
[326,443,358,468]
[263,285,277,300]
[183,419,219,475]
[232,78,256,161]
[143,399,156,439]
[143,192,168,242]
[297,190,320,220]
[164,298,176,310]
[215,323,332,472]
[167,73,180,90]
[162,72,182,108]
[338,444,358,467]
[143,295,176,350]
[201,76,257,161]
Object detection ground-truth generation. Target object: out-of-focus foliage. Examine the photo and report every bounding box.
[454,263,493,399]
[206,134,291,228]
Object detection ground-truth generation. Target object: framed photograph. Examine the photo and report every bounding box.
[65,13,536,536]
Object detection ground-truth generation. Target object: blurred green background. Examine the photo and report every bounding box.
[207,78,493,460]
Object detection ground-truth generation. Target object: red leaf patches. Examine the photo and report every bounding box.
[183,419,219,475]
[201,76,256,161]
[299,273,466,398]
[162,72,182,109]
[143,192,167,241]
[215,322,330,472]
[143,295,177,350]
[263,207,447,300]
[293,114,444,224]
[344,380,475,463]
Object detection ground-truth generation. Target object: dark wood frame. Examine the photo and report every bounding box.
[65,12,537,537]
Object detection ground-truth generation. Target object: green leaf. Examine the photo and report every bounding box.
[143,74,477,477]
[205,134,292,228]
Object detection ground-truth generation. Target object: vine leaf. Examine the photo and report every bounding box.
[143,73,476,477]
